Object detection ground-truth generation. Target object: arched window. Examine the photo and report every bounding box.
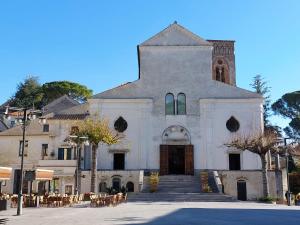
[112,177,121,192]
[214,59,229,84]
[126,181,134,192]
[177,93,186,115]
[165,93,175,115]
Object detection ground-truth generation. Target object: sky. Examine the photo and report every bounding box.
[0,0,299,130]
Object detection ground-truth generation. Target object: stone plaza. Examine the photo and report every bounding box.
[1,201,300,225]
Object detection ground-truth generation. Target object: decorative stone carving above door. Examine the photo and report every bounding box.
[162,125,191,145]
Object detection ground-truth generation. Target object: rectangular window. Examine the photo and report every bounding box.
[42,144,48,159]
[113,153,125,170]
[229,154,241,170]
[58,148,72,160]
[19,140,28,157]
[43,124,49,132]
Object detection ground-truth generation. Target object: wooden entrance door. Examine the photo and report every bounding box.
[237,180,247,201]
[168,146,185,174]
[185,145,194,175]
[160,145,169,175]
[160,145,194,175]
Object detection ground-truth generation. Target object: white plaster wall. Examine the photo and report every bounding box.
[88,99,153,170]
[200,99,263,170]
[88,98,263,172]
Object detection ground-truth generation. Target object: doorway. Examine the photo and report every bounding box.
[237,180,247,201]
[168,146,185,174]
[160,145,194,175]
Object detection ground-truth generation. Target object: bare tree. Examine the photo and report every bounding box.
[225,132,280,197]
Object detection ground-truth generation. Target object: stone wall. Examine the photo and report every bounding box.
[219,170,287,200]
[81,170,144,194]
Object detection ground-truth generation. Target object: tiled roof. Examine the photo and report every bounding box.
[48,113,89,120]
[42,95,80,116]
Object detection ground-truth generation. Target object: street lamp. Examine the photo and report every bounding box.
[284,137,292,206]
[4,107,45,216]
[69,135,88,196]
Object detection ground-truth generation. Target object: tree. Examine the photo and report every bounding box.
[41,81,92,104]
[225,131,280,198]
[10,76,43,109]
[8,77,93,109]
[272,91,300,140]
[71,118,122,192]
[250,75,272,129]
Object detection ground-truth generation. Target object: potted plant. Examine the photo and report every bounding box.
[149,172,159,193]
[295,193,300,206]
[258,196,277,204]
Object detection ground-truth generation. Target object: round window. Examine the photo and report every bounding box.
[114,117,128,132]
[226,116,240,132]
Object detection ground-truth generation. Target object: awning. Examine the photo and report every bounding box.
[36,169,54,181]
[24,169,54,181]
[0,167,12,180]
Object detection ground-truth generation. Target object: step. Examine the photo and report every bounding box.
[128,193,235,202]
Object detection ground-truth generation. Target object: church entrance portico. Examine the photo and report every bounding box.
[160,125,194,175]
[160,144,194,175]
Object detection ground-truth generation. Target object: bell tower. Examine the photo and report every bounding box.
[208,40,236,86]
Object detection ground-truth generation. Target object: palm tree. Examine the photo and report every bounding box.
[72,118,121,193]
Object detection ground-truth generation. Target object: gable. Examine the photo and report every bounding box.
[140,23,212,46]
[42,95,80,115]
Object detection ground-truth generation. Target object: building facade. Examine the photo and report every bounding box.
[0,23,286,200]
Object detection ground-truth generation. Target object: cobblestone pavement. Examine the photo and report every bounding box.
[0,202,300,225]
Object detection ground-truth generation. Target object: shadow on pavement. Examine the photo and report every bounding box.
[115,208,300,225]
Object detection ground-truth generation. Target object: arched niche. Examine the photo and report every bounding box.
[162,125,191,145]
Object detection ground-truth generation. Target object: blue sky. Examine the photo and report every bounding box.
[0,0,299,129]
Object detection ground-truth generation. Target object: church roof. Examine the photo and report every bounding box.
[140,22,212,46]
[92,81,139,99]
[92,79,262,100]
[42,95,80,116]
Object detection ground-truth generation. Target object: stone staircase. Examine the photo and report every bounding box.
[157,175,201,193]
[129,174,234,202]
[128,192,234,202]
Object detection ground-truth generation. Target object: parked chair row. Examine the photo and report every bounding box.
[90,193,127,207]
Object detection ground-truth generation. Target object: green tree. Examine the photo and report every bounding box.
[250,75,271,127]
[272,91,300,140]
[41,81,92,104]
[71,118,122,193]
[10,76,43,109]
[8,77,93,109]
[250,75,281,135]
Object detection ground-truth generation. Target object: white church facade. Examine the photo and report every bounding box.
[82,23,284,199]
[0,23,286,200]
